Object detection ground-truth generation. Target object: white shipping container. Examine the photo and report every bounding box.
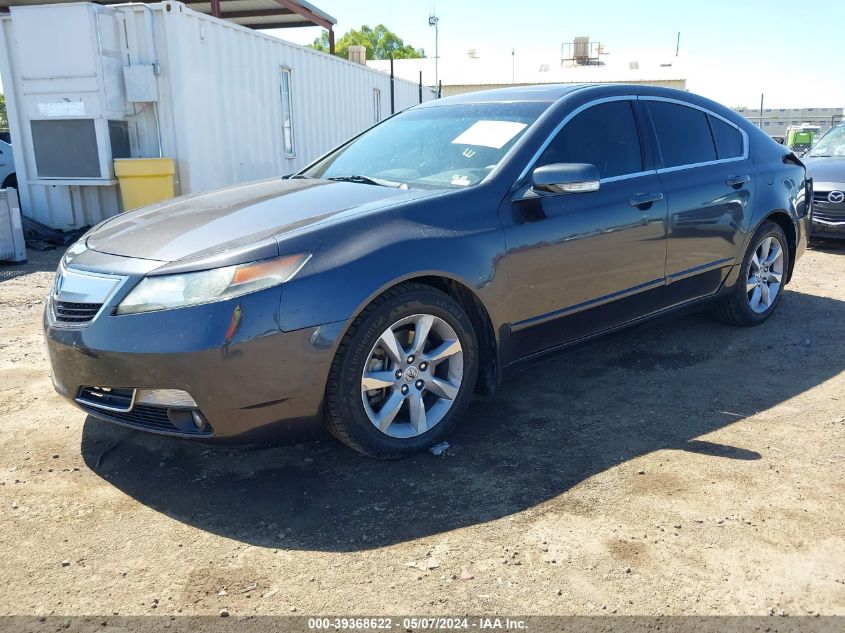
[0,1,437,229]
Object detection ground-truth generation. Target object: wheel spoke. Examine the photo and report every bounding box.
[750,286,762,310]
[746,275,758,293]
[408,393,427,434]
[410,314,434,356]
[377,328,405,364]
[373,389,404,431]
[362,371,396,392]
[424,339,461,365]
[427,377,459,401]
[767,270,783,284]
[750,252,761,274]
[768,282,781,301]
[760,282,771,307]
[765,243,782,266]
[758,238,771,264]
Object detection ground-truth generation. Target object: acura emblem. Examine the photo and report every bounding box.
[828,190,845,204]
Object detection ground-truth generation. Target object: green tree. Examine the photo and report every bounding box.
[310,24,424,60]
[0,93,8,130]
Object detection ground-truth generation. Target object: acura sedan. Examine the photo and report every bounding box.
[44,85,810,458]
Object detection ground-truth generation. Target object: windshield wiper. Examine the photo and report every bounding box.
[327,175,406,188]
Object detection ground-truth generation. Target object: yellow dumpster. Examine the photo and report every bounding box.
[114,158,176,211]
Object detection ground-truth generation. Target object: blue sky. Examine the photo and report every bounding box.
[277,0,845,108]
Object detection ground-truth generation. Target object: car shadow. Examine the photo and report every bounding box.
[808,238,845,253]
[80,289,844,552]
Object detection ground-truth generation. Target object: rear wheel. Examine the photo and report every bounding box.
[713,221,789,326]
[325,283,478,459]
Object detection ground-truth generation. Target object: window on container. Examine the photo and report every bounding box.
[373,89,382,123]
[647,101,717,168]
[280,68,295,158]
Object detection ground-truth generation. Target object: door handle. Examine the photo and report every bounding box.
[629,192,664,208]
[726,174,751,188]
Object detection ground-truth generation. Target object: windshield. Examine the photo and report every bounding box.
[807,125,845,157]
[302,102,549,189]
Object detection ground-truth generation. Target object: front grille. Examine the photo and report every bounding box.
[54,300,102,324]
[79,402,214,437]
[813,210,845,224]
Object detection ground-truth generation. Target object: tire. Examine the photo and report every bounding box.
[325,282,478,459]
[1,173,16,190]
[713,220,790,326]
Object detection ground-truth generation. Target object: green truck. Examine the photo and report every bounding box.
[785,123,821,154]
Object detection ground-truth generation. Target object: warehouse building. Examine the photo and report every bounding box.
[733,106,844,136]
[0,1,435,229]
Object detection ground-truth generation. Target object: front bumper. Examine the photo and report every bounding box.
[810,216,845,238]
[44,267,347,441]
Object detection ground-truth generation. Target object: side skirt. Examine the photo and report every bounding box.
[499,269,741,378]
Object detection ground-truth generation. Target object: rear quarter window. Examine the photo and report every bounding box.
[647,101,718,168]
[708,115,744,159]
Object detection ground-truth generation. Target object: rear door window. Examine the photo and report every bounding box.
[536,100,643,179]
[646,101,717,168]
[708,115,743,159]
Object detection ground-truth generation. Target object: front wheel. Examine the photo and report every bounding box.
[324,283,478,459]
[713,220,790,326]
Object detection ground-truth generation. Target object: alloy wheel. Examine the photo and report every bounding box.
[361,314,464,439]
[746,236,784,313]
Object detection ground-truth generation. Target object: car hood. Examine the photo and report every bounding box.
[86,178,432,263]
[805,157,845,187]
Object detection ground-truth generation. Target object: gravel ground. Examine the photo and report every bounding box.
[0,244,843,618]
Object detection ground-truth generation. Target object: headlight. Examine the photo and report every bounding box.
[116,253,310,315]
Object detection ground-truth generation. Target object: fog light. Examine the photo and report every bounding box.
[136,388,197,408]
[191,410,207,430]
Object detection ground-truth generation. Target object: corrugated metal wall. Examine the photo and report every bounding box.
[0,2,437,229]
[152,2,435,193]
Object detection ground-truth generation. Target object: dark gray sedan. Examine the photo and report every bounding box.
[44,84,810,458]
[804,122,845,239]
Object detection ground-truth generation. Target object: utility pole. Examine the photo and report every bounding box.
[760,93,765,129]
[675,32,680,56]
[429,13,439,88]
[512,48,515,83]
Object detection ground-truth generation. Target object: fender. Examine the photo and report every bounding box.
[276,183,511,337]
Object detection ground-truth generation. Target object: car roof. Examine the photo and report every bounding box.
[418,84,593,106]
[416,84,751,131]
[419,83,716,107]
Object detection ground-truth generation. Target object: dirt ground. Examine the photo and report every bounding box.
[0,244,843,619]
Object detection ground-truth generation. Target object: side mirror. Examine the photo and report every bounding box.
[532,163,600,194]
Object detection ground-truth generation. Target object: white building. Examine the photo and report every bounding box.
[733,107,844,137]
[369,43,687,97]
[0,1,435,228]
